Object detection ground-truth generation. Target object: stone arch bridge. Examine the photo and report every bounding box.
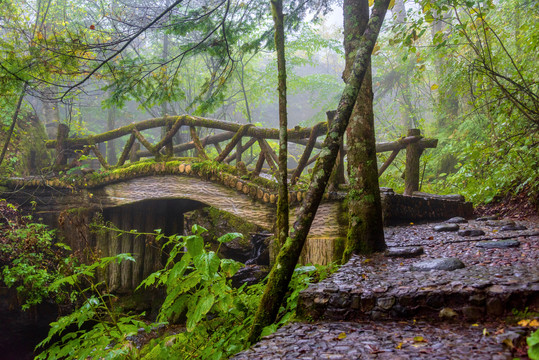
[1,115,472,291]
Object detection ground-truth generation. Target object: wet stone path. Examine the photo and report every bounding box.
[234,218,538,359]
[233,321,516,360]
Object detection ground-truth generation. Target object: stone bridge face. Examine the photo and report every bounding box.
[97,175,276,230]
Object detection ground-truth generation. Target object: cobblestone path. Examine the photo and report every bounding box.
[234,218,538,359]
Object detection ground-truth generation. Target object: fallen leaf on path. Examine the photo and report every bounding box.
[518,319,539,327]
[413,336,427,343]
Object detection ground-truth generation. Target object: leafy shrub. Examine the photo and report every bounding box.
[35,253,149,360]
[0,205,73,309]
[35,224,334,359]
[529,329,539,360]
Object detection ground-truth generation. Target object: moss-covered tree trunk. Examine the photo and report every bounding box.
[0,85,26,169]
[271,0,289,247]
[342,0,386,261]
[248,0,391,343]
[107,103,117,165]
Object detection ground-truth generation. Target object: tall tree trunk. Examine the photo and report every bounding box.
[394,0,416,130]
[431,10,459,127]
[271,0,289,247]
[107,104,117,164]
[161,0,173,156]
[247,0,391,343]
[0,85,27,168]
[342,0,386,260]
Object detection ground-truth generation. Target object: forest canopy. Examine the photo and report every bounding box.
[0,0,537,202]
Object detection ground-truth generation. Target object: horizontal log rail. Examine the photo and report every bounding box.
[45,115,328,149]
[49,113,437,193]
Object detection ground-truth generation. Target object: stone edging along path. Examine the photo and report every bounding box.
[234,218,538,359]
[298,219,538,322]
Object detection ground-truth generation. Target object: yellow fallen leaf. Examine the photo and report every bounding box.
[518,319,539,327]
[431,84,439,91]
[409,222,414,225]
[483,328,489,336]
[396,342,403,349]
[413,336,427,342]
[337,332,347,340]
[471,323,479,327]
[502,338,514,349]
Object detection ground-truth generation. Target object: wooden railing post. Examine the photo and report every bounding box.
[129,142,140,163]
[54,123,70,168]
[404,128,423,195]
[236,140,242,164]
[327,110,346,190]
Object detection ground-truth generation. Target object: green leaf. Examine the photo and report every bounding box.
[193,252,220,279]
[220,258,242,277]
[217,232,243,243]
[186,235,204,257]
[186,289,215,332]
[528,329,539,359]
[191,224,208,235]
[260,324,277,337]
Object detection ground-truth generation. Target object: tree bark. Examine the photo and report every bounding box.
[431,10,459,127]
[107,103,117,164]
[271,0,289,247]
[247,0,391,343]
[0,85,27,168]
[404,128,423,195]
[342,0,386,261]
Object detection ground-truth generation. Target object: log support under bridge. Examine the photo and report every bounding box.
[59,199,205,293]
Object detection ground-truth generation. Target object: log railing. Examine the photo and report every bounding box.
[46,114,437,194]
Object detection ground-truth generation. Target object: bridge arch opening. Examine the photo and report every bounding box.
[103,198,208,237]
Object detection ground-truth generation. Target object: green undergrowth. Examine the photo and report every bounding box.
[32,223,337,359]
[0,203,75,310]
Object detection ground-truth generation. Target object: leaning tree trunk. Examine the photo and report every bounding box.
[248,0,391,343]
[271,0,289,247]
[342,0,386,260]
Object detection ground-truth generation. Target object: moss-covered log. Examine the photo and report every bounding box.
[215,124,252,162]
[225,137,257,163]
[190,126,209,160]
[117,134,136,167]
[46,115,328,149]
[291,122,322,185]
[375,135,437,152]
